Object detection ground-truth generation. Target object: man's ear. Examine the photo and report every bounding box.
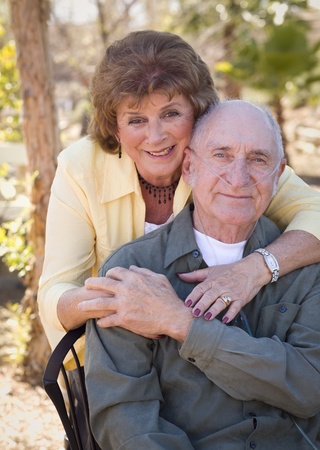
[182,147,193,184]
[279,158,287,176]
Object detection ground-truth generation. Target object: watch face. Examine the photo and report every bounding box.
[266,257,277,270]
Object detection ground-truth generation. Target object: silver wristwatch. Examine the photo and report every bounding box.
[254,248,279,283]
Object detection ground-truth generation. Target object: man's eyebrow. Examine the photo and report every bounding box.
[248,149,272,157]
[204,144,272,157]
[205,144,231,152]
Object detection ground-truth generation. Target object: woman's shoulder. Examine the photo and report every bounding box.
[58,136,98,162]
[57,136,107,175]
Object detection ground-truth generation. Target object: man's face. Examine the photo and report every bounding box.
[183,102,286,242]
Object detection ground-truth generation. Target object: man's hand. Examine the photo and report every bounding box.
[80,266,193,342]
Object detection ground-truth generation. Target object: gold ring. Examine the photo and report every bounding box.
[220,295,232,307]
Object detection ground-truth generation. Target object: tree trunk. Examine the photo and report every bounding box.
[222,2,242,100]
[9,0,60,384]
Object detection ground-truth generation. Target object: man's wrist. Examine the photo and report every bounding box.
[167,308,193,343]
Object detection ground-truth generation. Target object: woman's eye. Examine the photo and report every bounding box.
[128,118,145,125]
[164,110,180,118]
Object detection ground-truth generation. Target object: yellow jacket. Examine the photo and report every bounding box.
[38,136,320,354]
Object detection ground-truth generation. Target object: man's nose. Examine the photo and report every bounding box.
[225,159,252,188]
[145,120,166,145]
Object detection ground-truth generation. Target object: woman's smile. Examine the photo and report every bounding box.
[117,92,194,186]
[146,145,175,157]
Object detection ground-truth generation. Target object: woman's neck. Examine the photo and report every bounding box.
[138,173,179,225]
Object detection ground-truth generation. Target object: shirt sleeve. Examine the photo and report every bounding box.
[85,321,195,450]
[38,153,96,346]
[179,270,320,419]
[265,165,320,238]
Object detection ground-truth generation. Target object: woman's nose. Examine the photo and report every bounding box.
[145,120,166,145]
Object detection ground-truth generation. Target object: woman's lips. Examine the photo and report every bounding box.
[147,145,174,157]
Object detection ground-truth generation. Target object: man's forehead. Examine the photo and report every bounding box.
[201,106,274,147]
[207,103,267,128]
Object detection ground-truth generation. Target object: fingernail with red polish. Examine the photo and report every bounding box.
[193,308,201,317]
[156,335,166,339]
[222,317,229,324]
[185,299,192,307]
[204,312,212,320]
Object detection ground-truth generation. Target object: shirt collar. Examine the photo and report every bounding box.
[100,150,140,203]
[164,204,200,268]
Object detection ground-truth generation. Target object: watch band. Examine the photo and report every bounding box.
[254,248,279,283]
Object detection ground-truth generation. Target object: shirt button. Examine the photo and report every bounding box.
[192,250,200,258]
[250,441,257,449]
[279,306,287,313]
[188,357,196,363]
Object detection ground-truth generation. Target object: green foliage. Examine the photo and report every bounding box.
[0,16,22,142]
[0,216,33,278]
[0,164,33,279]
[172,0,319,104]
[217,20,319,97]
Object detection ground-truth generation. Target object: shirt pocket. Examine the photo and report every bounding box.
[255,303,301,340]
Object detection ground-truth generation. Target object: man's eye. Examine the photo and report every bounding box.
[213,153,227,159]
[251,157,267,164]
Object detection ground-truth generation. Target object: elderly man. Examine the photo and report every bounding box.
[84,100,320,449]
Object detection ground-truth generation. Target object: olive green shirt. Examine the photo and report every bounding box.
[85,205,320,450]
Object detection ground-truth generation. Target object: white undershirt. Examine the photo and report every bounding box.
[194,228,246,266]
[144,215,246,267]
[144,213,174,234]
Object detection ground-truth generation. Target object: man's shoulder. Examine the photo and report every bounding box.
[100,220,175,274]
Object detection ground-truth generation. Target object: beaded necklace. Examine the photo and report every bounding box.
[138,173,179,205]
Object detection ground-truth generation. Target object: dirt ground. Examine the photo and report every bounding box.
[0,118,319,449]
[0,267,66,449]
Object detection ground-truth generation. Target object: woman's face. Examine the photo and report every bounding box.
[116,92,194,186]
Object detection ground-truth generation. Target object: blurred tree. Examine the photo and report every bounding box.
[9,0,60,383]
[171,0,320,161]
[94,0,139,47]
[216,20,320,161]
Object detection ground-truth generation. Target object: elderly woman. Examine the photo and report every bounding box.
[38,30,320,356]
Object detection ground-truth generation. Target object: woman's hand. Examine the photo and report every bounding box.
[179,253,271,323]
[57,282,116,331]
[80,266,193,342]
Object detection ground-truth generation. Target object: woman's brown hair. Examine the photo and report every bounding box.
[88,30,219,153]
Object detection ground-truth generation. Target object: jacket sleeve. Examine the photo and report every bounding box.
[179,270,320,419]
[85,321,195,450]
[265,165,320,238]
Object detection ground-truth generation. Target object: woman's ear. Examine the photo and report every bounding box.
[182,147,193,184]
